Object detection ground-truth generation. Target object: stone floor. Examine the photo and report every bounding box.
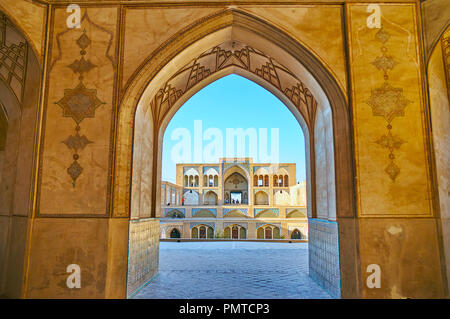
[133,241,333,299]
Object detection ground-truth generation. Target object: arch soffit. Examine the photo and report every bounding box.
[0,7,42,64]
[274,167,289,175]
[167,208,183,214]
[193,210,215,217]
[191,224,213,229]
[257,223,279,230]
[225,224,247,229]
[256,210,277,217]
[184,168,199,176]
[287,210,306,218]
[223,164,250,183]
[427,24,450,69]
[155,40,319,136]
[204,167,219,176]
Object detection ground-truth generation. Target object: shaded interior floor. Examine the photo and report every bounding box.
[133,241,333,299]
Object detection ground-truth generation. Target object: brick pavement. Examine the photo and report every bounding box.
[133,241,333,299]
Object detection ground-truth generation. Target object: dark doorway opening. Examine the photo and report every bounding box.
[170,228,181,238]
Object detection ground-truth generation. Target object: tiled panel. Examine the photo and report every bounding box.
[127,218,159,298]
[308,219,341,298]
[192,208,217,216]
[223,208,248,216]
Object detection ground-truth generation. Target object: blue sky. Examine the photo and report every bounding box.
[161,74,306,184]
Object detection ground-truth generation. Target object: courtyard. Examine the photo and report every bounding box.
[133,241,333,299]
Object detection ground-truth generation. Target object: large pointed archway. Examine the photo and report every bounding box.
[114,9,357,298]
[0,10,42,298]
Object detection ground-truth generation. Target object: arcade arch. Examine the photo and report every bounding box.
[191,224,214,239]
[0,10,41,298]
[257,224,281,239]
[115,9,356,298]
[224,224,247,239]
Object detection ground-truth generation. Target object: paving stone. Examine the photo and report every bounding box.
[133,241,332,299]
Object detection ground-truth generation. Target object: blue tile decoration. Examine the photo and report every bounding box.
[308,219,341,298]
[223,222,248,228]
[164,208,185,214]
[164,208,185,218]
[202,166,219,174]
[254,208,279,216]
[253,166,269,173]
[223,208,248,216]
[256,222,281,229]
[222,159,250,174]
[183,166,199,174]
[192,208,216,216]
[190,222,215,229]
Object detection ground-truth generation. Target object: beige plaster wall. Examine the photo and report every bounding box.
[26,218,109,298]
[348,3,445,298]
[122,7,224,89]
[349,4,433,217]
[359,218,444,298]
[241,5,347,95]
[314,101,336,221]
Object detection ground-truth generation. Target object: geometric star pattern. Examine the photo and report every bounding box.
[56,82,104,125]
[366,81,412,123]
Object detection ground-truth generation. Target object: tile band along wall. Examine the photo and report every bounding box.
[308,219,341,298]
[127,218,160,298]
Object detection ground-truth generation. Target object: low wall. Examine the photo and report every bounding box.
[126,218,159,298]
[161,238,307,243]
[308,219,341,298]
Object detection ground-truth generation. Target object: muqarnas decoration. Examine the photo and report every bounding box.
[366,27,412,182]
[56,31,104,187]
